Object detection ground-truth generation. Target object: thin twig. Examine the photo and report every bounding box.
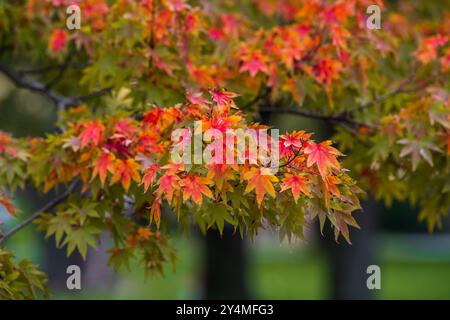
[0,182,77,246]
[45,54,73,89]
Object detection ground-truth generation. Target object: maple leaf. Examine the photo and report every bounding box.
[62,226,99,259]
[66,201,99,226]
[156,172,180,203]
[161,162,185,174]
[243,167,278,206]
[79,121,105,148]
[150,197,162,228]
[62,136,82,152]
[143,107,164,125]
[239,50,269,77]
[180,175,213,205]
[304,141,342,179]
[0,132,11,154]
[111,159,141,192]
[137,227,153,241]
[414,35,448,64]
[114,118,137,137]
[210,88,239,107]
[48,29,68,54]
[398,138,441,171]
[325,175,341,198]
[91,151,115,186]
[142,164,159,193]
[167,0,188,12]
[280,130,312,157]
[445,131,450,155]
[186,90,210,106]
[0,196,16,217]
[281,173,310,202]
[330,24,350,50]
[280,46,302,71]
[314,58,342,86]
[206,163,234,191]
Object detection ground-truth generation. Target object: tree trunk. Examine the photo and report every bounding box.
[203,225,249,299]
[322,198,379,299]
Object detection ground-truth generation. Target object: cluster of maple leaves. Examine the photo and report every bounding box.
[0,90,361,299]
[1,90,362,242]
[0,0,448,299]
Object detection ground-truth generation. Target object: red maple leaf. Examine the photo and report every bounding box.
[186,90,211,106]
[156,172,180,203]
[239,50,269,77]
[48,29,68,54]
[142,164,159,193]
[79,121,105,148]
[91,151,115,186]
[210,88,238,107]
[114,118,137,137]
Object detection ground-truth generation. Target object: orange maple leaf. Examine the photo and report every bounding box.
[206,163,235,191]
[136,227,153,241]
[243,167,278,206]
[0,196,16,217]
[156,172,180,203]
[91,151,115,186]
[150,197,162,228]
[280,173,310,202]
[180,175,213,205]
[304,141,342,179]
[142,164,159,193]
[111,159,141,192]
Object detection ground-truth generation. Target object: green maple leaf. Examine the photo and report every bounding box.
[66,201,99,225]
[62,225,100,259]
[397,138,441,171]
[46,212,75,247]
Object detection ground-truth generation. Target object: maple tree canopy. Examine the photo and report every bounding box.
[0,0,449,299]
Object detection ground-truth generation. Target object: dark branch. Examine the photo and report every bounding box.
[45,55,73,89]
[0,64,112,109]
[17,62,89,75]
[259,107,378,129]
[0,182,77,246]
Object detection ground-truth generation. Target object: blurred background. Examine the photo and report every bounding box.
[1,68,450,300]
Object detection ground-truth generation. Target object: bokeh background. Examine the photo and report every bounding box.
[1,74,449,300]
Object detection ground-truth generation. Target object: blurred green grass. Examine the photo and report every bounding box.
[4,212,450,300]
[45,235,450,300]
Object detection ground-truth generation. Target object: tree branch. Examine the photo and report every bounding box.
[259,107,378,129]
[0,182,77,246]
[17,62,89,75]
[45,55,73,89]
[0,64,112,109]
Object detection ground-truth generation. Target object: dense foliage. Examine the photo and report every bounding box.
[0,0,448,299]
